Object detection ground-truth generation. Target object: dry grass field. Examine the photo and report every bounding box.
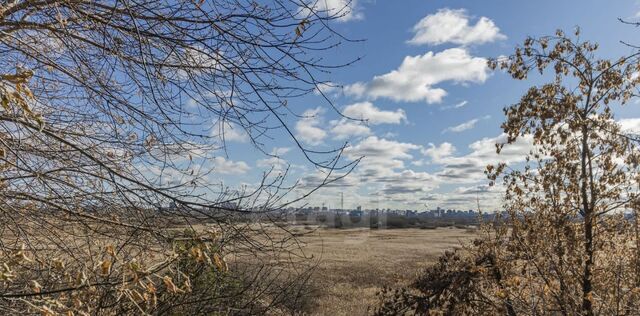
[284,227,478,315]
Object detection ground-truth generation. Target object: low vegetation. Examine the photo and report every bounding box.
[256,226,478,315]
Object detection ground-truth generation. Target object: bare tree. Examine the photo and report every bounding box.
[0,0,358,314]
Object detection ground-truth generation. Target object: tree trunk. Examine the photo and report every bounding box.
[580,124,594,316]
[635,208,640,287]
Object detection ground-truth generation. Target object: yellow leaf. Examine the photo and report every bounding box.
[213,253,228,272]
[100,260,112,275]
[1,95,9,111]
[0,70,33,84]
[52,258,65,270]
[105,244,116,257]
[163,275,182,293]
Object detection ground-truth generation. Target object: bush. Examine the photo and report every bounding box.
[384,216,410,229]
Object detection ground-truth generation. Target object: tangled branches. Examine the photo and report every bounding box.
[0,0,357,313]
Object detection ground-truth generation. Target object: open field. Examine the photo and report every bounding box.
[286,227,478,315]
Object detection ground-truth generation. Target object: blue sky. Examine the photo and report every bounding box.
[211,0,640,211]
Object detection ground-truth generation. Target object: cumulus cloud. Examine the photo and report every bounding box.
[422,142,456,163]
[454,184,499,195]
[256,147,292,172]
[328,102,406,140]
[344,48,489,104]
[408,8,506,46]
[467,133,534,164]
[413,184,503,209]
[341,136,438,199]
[411,160,425,166]
[295,107,327,145]
[619,118,640,133]
[271,147,291,156]
[299,170,359,189]
[330,120,371,140]
[434,133,535,183]
[291,132,533,208]
[344,136,421,172]
[375,170,438,196]
[299,0,363,22]
[211,120,248,142]
[212,157,250,174]
[442,115,490,133]
[342,102,407,124]
[257,156,288,172]
[293,136,438,199]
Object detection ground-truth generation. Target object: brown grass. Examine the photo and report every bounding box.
[282,227,477,315]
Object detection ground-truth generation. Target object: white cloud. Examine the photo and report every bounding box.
[441,100,468,110]
[375,170,438,196]
[257,156,288,172]
[299,0,363,22]
[344,136,421,174]
[294,136,440,200]
[343,82,367,97]
[326,102,406,140]
[299,170,360,189]
[408,8,506,46]
[211,120,248,142]
[327,102,406,140]
[442,115,490,133]
[345,136,419,162]
[422,142,456,163]
[411,160,425,166]
[435,133,534,183]
[291,130,538,209]
[344,48,489,104]
[330,119,371,140]
[454,184,500,195]
[619,118,640,133]
[342,102,407,124]
[467,133,534,164]
[212,157,250,175]
[291,131,534,209]
[270,147,291,156]
[257,147,296,173]
[295,107,327,145]
[444,120,478,133]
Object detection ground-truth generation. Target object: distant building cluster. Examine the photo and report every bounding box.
[284,205,484,220]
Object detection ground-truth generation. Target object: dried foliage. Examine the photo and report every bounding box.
[0,0,357,314]
[375,29,640,316]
